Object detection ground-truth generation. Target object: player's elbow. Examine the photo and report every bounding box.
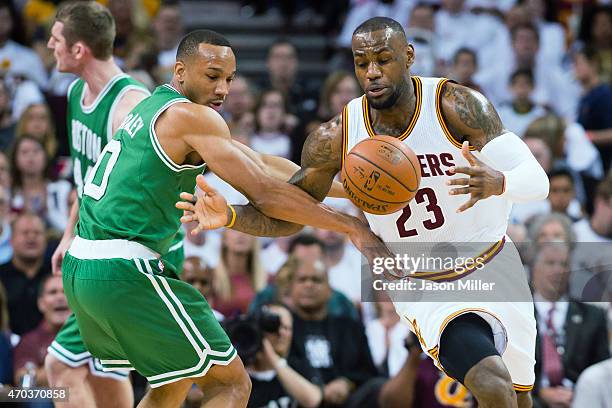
[534,166,550,201]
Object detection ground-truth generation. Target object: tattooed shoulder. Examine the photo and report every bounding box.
[300,114,343,171]
[441,82,504,150]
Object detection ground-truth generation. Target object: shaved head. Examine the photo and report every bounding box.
[353,16,407,41]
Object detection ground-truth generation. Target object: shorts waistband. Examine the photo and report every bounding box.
[68,236,160,260]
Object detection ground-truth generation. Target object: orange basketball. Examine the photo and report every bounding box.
[341,135,421,215]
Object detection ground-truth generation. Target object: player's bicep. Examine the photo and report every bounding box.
[441,82,504,150]
[288,115,343,201]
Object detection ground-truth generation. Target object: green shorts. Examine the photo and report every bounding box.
[47,314,129,380]
[61,241,235,388]
[48,244,186,380]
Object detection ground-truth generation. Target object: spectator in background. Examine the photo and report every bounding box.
[0,187,12,265]
[405,2,437,77]
[13,275,70,387]
[571,176,612,302]
[0,213,49,335]
[250,89,292,159]
[223,75,256,137]
[573,175,612,244]
[299,70,359,162]
[246,303,323,408]
[153,0,183,83]
[497,69,547,138]
[483,23,579,119]
[579,5,612,84]
[547,168,582,222]
[524,114,603,208]
[261,39,317,118]
[287,258,378,407]
[449,47,484,94]
[365,301,410,377]
[531,242,610,408]
[521,0,566,67]
[9,136,71,233]
[0,282,13,386]
[529,213,575,248]
[435,0,506,77]
[213,228,266,317]
[0,80,15,152]
[574,46,612,174]
[107,0,154,72]
[251,235,359,321]
[15,103,57,159]
[573,355,612,407]
[313,228,362,303]
[181,256,224,321]
[0,0,47,90]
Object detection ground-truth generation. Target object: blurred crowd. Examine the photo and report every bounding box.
[0,0,611,407]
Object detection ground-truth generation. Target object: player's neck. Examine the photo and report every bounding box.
[369,82,417,135]
[80,58,123,98]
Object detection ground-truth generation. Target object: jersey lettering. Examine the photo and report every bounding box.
[119,113,144,138]
[416,153,455,178]
[71,119,102,161]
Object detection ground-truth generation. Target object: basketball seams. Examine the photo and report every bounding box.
[372,138,421,192]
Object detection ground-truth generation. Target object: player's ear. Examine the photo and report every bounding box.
[72,41,86,60]
[405,43,415,68]
[175,60,186,84]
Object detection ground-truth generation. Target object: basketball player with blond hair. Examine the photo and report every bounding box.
[183,17,549,408]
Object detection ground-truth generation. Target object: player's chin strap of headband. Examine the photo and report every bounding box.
[480,132,550,203]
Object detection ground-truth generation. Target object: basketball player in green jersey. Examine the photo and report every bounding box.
[62,29,387,407]
[44,3,339,407]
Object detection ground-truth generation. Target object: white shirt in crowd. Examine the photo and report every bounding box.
[365,318,410,377]
[497,102,547,138]
[572,358,612,407]
[250,133,291,159]
[0,40,48,89]
[573,219,612,243]
[0,222,12,265]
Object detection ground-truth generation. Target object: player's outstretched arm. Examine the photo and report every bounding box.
[179,106,356,236]
[441,82,549,211]
[233,140,347,199]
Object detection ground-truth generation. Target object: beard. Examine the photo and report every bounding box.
[366,78,410,110]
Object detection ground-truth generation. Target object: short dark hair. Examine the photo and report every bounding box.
[38,274,58,299]
[353,17,406,39]
[453,47,477,65]
[176,29,231,60]
[288,234,325,255]
[511,22,540,43]
[55,1,115,60]
[510,68,534,86]
[548,166,574,185]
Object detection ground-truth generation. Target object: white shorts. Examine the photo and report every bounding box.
[388,238,536,392]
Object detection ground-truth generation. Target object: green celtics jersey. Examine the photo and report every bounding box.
[77,84,205,255]
[67,73,149,199]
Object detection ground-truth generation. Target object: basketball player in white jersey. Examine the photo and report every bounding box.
[181,17,549,408]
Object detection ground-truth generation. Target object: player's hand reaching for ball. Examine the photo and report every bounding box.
[176,174,231,234]
[447,141,504,213]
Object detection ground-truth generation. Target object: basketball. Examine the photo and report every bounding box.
[341,135,421,215]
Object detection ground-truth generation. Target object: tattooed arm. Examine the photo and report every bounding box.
[229,115,343,236]
[441,82,548,210]
[440,81,504,150]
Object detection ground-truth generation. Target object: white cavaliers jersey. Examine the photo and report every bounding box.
[343,77,512,244]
